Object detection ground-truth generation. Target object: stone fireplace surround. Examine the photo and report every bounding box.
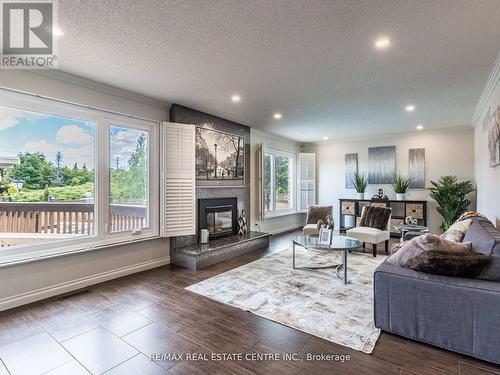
[169,105,270,269]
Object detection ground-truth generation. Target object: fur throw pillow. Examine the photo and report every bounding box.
[407,250,492,278]
[387,233,472,267]
[359,206,391,230]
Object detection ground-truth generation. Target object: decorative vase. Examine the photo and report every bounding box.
[396,193,405,201]
[238,209,247,236]
[356,192,364,200]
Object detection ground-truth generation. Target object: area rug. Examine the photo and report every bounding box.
[186,247,386,353]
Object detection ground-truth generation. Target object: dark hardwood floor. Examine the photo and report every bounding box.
[0,230,499,374]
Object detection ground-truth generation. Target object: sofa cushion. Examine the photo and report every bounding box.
[441,219,472,242]
[464,222,495,255]
[387,233,472,267]
[406,250,491,278]
[464,220,500,281]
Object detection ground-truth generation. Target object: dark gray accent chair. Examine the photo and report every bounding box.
[374,217,500,365]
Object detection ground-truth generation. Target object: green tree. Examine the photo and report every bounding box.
[127,134,147,203]
[110,134,148,205]
[7,153,53,190]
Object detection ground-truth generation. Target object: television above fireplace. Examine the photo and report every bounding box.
[198,197,238,239]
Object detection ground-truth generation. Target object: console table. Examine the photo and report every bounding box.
[338,198,427,238]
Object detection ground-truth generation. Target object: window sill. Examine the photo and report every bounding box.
[264,210,302,220]
[0,234,161,269]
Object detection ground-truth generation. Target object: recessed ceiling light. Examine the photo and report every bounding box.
[323,136,329,140]
[231,94,241,103]
[53,27,64,36]
[374,36,391,50]
[416,124,424,130]
[406,104,416,112]
[273,113,282,120]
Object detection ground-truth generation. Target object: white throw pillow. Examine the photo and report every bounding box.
[441,219,472,243]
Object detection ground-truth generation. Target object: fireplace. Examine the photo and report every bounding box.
[198,198,238,239]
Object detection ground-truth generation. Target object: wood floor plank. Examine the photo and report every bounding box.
[0,230,499,375]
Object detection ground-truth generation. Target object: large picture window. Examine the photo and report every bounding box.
[0,91,159,263]
[264,148,296,218]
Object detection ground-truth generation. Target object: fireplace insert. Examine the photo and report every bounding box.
[198,197,238,239]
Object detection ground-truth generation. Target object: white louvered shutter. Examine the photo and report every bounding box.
[161,122,196,237]
[298,153,316,212]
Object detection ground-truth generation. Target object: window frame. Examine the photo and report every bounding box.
[263,147,297,219]
[0,90,160,264]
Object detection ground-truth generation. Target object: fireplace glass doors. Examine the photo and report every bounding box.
[206,207,233,236]
[198,197,238,239]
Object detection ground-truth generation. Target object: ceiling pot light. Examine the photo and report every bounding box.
[53,27,64,36]
[405,104,416,112]
[323,136,329,140]
[273,113,282,120]
[416,124,424,130]
[374,36,391,50]
[231,94,241,103]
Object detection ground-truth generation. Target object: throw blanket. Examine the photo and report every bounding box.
[387,233,472,267]
[359,206,391,230]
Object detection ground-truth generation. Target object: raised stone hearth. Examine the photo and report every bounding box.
[172,231,270,270]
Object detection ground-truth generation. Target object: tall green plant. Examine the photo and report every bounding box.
[351,172,368,193]
[427,176,476,231]
[393,175,412,194]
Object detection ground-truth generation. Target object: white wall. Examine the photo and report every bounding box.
[0,70,170,311]
[250,128,306,234]
[473,52,500,228]
[303,127,475,234]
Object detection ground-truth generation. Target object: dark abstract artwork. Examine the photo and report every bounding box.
[409,148,425,188]
[368,146,396,184]
[345,153,358,189]
[195,127,245,186]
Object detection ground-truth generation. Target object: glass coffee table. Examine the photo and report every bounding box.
[292,235,362,284]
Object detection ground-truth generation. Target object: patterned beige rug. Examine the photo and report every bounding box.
[186,247,386,353]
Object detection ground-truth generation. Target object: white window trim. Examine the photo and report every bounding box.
[0,90,160,266]
[263,147,297,219]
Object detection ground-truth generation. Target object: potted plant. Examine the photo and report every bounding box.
[393,175,412,200]
[351,172,368,199]
[428,176,476,231]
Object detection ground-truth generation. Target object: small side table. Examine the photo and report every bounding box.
[393,224,429,242]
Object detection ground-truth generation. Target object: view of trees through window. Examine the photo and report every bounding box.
[264,151,294,215]
[109,125,149,232]
[0,105,150,248]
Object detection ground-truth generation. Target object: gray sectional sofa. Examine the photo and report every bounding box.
[374,217,500,364]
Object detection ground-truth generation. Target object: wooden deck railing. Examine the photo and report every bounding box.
[0,202,147,234]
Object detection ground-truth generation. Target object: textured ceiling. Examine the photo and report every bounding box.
[57,0,500,142]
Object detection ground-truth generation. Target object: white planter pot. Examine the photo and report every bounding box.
[356,192,365,200]
[396,193,405,201]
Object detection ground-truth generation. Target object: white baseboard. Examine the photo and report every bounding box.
[0,256,170,312]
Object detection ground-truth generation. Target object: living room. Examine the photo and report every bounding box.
[0,1,499,374]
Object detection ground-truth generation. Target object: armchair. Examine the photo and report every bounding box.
[346,205,391,257]
[303,205,333,236]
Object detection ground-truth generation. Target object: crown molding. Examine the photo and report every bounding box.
[472,51,500,126]
[303,124,472,146]
[30,70,171,110]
